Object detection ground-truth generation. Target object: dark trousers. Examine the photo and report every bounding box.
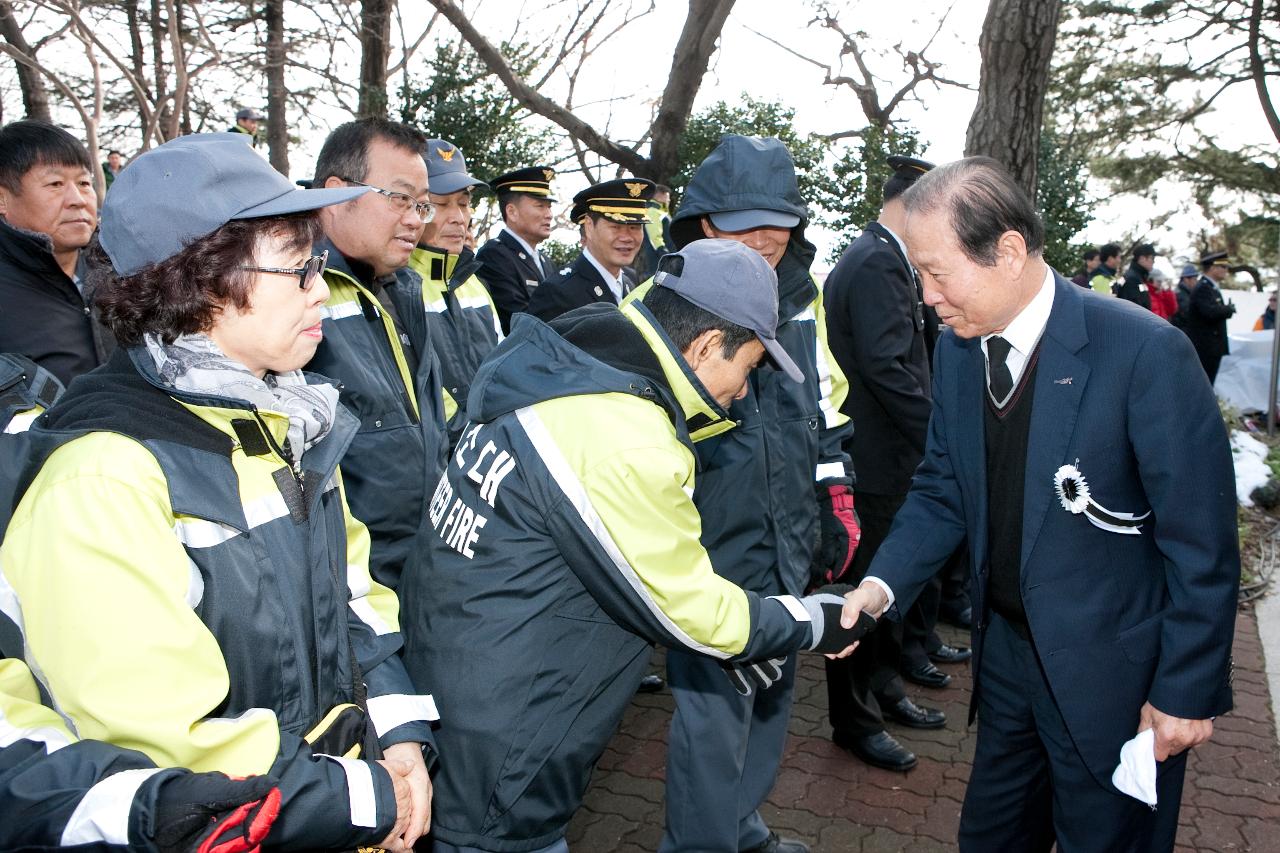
[661,651,796,852]
[1197,348,1224,384]
[825,491,909,735]
[959,614,1187,853]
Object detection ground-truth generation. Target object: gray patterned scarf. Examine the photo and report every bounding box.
[144,333,339,458]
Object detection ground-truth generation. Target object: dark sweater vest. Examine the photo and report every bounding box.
[984,345,1041,633]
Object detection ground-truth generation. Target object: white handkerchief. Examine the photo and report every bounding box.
[1111,728,1158,806]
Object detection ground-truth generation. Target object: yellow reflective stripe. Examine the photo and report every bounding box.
[807,286,851,429]
[585,204,647,217]
[519,400,753,657]
[325,270,419,419]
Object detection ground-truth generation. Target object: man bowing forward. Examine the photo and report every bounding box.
[842,157,1237,852]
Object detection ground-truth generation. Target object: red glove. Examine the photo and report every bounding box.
[812,484,861,588]
[152,772,282,853]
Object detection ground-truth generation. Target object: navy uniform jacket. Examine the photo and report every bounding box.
[525,253,631,323]
[1184,275,1235,360]
[823,222,932,495]
[476,230,550,334]
[870,274,1237,790]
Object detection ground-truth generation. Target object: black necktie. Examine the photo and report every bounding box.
[987,335,1013,402]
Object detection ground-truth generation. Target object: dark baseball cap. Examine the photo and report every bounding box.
[423,139,487,195]
[235,108,266,121]
[652,238,803,383]
[99,133,369,276]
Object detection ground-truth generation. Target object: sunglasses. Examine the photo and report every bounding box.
[243,249,328,291]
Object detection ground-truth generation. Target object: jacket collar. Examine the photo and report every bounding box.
[408,245,482,295]
[620,301,736,442]
[0,217,77,284]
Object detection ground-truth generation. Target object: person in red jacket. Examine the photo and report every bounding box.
[1149,269,1179,320]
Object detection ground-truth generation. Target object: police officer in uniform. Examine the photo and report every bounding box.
[1184,250,1237,382]
[476,166,557,333]
[822,155,958,773]
[525,178,653,321]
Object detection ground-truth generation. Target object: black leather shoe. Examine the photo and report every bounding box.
[883,696,947,729]
[939,605,973,629]
[740,830,811,853]
[636,674,665,693]
[928,643,972,664]
[904,660,952,689]
[832,729,918,772]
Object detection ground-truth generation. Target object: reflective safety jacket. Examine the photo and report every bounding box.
[0,657,190,850]
[307,239,451,589]
[1,353,62,435]
[0,347,435,850]
[407,246,504,445]
[399,302,827,851]
[664,134,853,596]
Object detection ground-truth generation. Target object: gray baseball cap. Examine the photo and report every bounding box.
[423,139,488,195]
[99,133,369,276]
[652,238,803,383]
[1180,263,1199,279]
[235,108,265,121]
[708,208,801,232]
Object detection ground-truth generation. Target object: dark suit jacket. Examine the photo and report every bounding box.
[475,230,550,334]
[824,222,931,494]
[525,252,626,323]
[870,274,1237,788]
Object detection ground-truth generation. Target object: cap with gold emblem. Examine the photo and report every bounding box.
[1200,250,1232,269]
[423,139,488,195]
[490,166,558,203]
[570,178,655,224]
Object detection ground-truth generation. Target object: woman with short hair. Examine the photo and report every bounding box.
[0,134,434,852]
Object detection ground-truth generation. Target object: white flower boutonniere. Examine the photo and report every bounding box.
[1053,461,1151,535]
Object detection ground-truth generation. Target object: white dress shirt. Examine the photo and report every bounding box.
[865,264,1056,611]
[582,248,627,303]
[501,226,545,277]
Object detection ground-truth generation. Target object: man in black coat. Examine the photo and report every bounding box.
[1184,251,1237,382]
[0,120,111,386]
[821,155,965,772]
[525,178,652,322]
[475,166,557,333]
[1117,243,1155,311]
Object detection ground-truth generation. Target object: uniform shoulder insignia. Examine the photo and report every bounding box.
[593,286,603,296]
[625,181,646,198]
[560,266,571,275]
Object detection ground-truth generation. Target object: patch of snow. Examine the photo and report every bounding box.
[1232,430,1272,507]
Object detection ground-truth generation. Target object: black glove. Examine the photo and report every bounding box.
[719,657,787,696]
[151,771,281,853]
[811,484,861,589]
[802,583,878,654]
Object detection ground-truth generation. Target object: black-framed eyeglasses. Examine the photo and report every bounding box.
[243,249,328,292]
[339,177,435,223]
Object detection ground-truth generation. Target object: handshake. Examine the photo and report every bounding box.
[720,584,881,695]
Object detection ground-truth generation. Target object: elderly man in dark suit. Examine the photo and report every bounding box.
[841,157,1238,851]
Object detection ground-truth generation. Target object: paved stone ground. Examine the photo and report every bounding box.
[566,611,1280,852]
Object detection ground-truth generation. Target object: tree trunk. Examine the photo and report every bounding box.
[265,0,289,174]
[0,0,52,121]
[150,0,171,140]
[124,0,151,141]
[964,0,1063,200]
[358,0,393,118]
[645,0,736,181]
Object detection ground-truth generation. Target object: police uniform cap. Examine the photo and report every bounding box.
[491,166,558,202]
[1200,250,1232,269]
[571,178,655,224]
[887,155,935,178]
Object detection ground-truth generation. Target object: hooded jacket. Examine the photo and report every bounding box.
[407,245,504,446]
[662,134,853,595]
[305,239,451,589]
[1119,259,1153,311]
[0,218,113,386]
[0,347,433,850]
[399,303,827,851]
